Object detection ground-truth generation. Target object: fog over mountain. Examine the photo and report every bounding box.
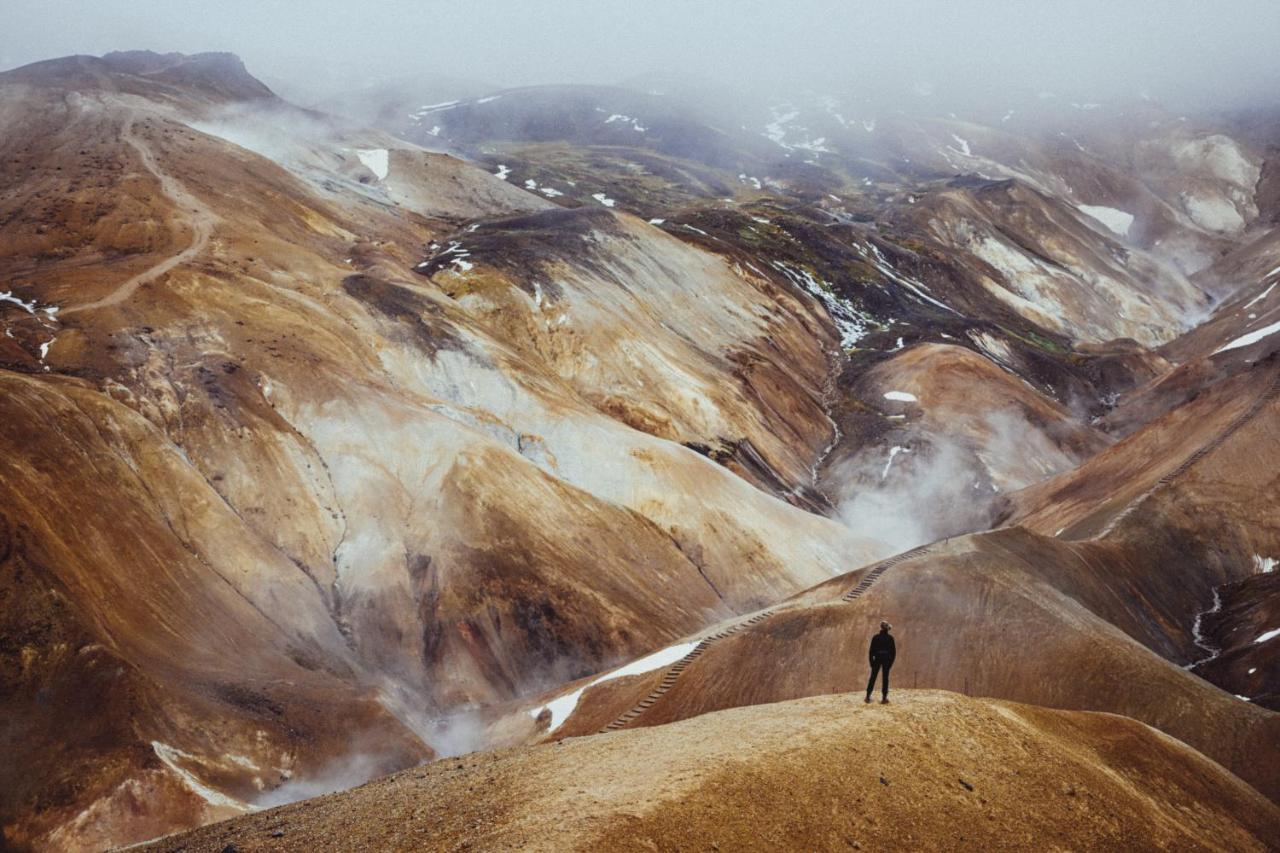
[3,3,1280,851]
[5,0,1280,109]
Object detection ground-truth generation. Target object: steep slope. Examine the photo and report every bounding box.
[151,692,1280,853]
[6,52,1280,850]
[913,179,1203,346]
[999,293,1280,710]
[409,85,1250,466]
[517,355,1280,799]
[408,205,841,507]
[523,528,1280,799]
[0,55,883,849]
[388,82,1264,293]
[826,343,1111,554]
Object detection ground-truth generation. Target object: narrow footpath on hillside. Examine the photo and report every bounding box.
[1094,365,1280,539]
[64,110,216,315]
[598,542,936,733]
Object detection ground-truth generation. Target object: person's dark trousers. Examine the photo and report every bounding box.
[866,660,891,699]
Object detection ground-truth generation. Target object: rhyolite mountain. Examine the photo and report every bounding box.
[1,51,1277,851]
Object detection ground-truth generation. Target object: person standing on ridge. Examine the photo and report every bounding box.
[865,621,896,704]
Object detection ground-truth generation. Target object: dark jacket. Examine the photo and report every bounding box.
[869,631,896,665]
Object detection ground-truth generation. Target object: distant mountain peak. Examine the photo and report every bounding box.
[1,49,275,102]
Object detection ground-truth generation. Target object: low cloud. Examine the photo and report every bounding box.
[4,1,1280,112]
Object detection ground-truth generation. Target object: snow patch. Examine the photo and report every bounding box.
[1077,204,1134,237]
[528,641,699,732]
[151,742,253,812]
[764,106,800,149]
[969,330,1016,368]
[880,445,910,480]
[356,149,389,181]
[770,261,869,348]
[1187,588,1223,669]
[412,100,460,119]
[1,290,61,362]
[0,291,37,313]
[949,133,971,156]
[793,137,833,154]
[493,164,511,181]
[648,218,665,225]
[1242,283,1275,310]
[883,391,917,403]
[604,113,647,132]
[1213,319,1280,354]
[859,244,958,315]
[591,193,616,208]
[426,241,475,274]
[1255,628,1280,644]
[1255,555,1276,574]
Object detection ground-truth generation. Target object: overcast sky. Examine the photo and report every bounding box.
[5,0,1280,108]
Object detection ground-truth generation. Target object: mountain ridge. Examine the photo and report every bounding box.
[1,50,1278,850]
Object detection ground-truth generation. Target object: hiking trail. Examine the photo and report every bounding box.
[64,111,216,315]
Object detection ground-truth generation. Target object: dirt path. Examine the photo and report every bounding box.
[64,111,216,315]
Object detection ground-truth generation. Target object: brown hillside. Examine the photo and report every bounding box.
[150,691,1280,852]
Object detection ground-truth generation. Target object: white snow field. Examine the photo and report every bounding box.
[1214,320,1280,354]
[527,641,700,732]
[356,148,389,180]
[1077,204,1134,237]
